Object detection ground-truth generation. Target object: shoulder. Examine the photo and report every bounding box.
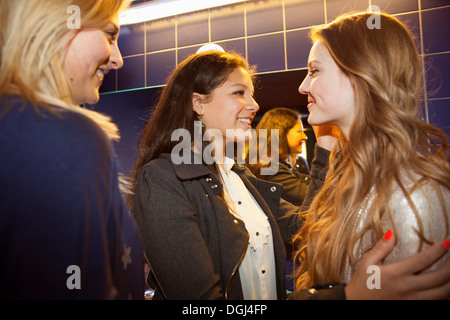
[138,156,176,183]
[141,152,213,181]
[264,162,310,184]
[389,174,450,216]
[0,99,115,194]
[383,176,450,265]
[1,98,111,155]
[136,154,209,190]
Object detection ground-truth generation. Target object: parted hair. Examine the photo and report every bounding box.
[294,12,450,289]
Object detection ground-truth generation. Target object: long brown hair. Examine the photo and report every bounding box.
[128,50,255,205]
[247,107,301,177]
[294,12,450,288]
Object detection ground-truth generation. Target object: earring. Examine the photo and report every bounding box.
[195,113,206,129]
[197,104,206,128]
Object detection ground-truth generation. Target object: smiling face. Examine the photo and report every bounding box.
[287,120,307,155]
[63,18,123,105]
[193,67,259,148]
[298,40,356,139]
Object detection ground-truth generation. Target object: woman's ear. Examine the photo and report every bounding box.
[192,93,204,116]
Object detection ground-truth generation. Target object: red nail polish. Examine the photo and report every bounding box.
[384,229,393,241]
[444,240,450,249]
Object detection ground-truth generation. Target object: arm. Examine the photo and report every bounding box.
[300,145,330,210]
[131,159,223,299]
[382,183,450,271]
[345,231,450,299]
[265,163,310,207]
[289,232,450,300]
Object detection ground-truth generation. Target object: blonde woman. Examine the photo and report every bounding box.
[293,12,450,299]
[0,0,144,299]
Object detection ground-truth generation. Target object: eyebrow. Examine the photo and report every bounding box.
[229,83,254,95]
[307,60,321,68]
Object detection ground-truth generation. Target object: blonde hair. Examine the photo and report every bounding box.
[0,0,129,140]
[294,12,450,289]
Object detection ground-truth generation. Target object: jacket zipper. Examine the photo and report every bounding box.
[224,231,249,300]
[145,257,168,300]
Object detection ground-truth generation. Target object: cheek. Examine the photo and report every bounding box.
[65,46,91,82]
[335,78,355,112]
[203,106,227,131]
[313,77,344,110]
[67,37,109,77]
[95,42,111,61]
[215,102,239,124]
[344,80,356,106]
[287,135,295,148]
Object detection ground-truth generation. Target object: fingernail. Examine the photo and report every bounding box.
[444,240,450,249]
[384,229,393,241]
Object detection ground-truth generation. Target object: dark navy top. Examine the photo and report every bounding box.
[0,96,144,299]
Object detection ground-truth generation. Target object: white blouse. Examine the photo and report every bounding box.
[217,157,278,300]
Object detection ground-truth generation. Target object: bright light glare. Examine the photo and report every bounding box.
[120,0,247,25]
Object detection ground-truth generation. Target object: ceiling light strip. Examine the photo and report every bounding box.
[120,0,247,25]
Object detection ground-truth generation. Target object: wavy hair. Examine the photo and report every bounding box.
[0,0,129,140]
[247,107,301,178]
[294,12,450,288]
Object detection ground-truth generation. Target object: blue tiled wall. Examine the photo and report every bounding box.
[95,0,450,174]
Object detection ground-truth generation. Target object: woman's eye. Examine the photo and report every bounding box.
[104,31,117,43]
[308,68,318,76]
[234,90,245,95]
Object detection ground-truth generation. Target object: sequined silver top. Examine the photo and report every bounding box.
[343,174,450,284]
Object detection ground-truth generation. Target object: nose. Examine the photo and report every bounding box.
[109,42,124,70]
[298,74,310,95]
[246,96,260,113]
[300,131,308,141]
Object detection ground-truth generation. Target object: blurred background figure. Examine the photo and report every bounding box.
[247,107,310,207]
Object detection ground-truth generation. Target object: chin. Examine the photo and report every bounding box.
[307,114,322,127]
[85,93,100,105]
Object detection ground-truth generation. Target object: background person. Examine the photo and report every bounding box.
[247,107,310,207]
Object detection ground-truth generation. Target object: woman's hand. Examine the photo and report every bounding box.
[345,230,450,299]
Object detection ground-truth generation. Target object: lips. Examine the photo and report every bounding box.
[237,117,253,128]
[307,96,315,109]
[96,67,109,83]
